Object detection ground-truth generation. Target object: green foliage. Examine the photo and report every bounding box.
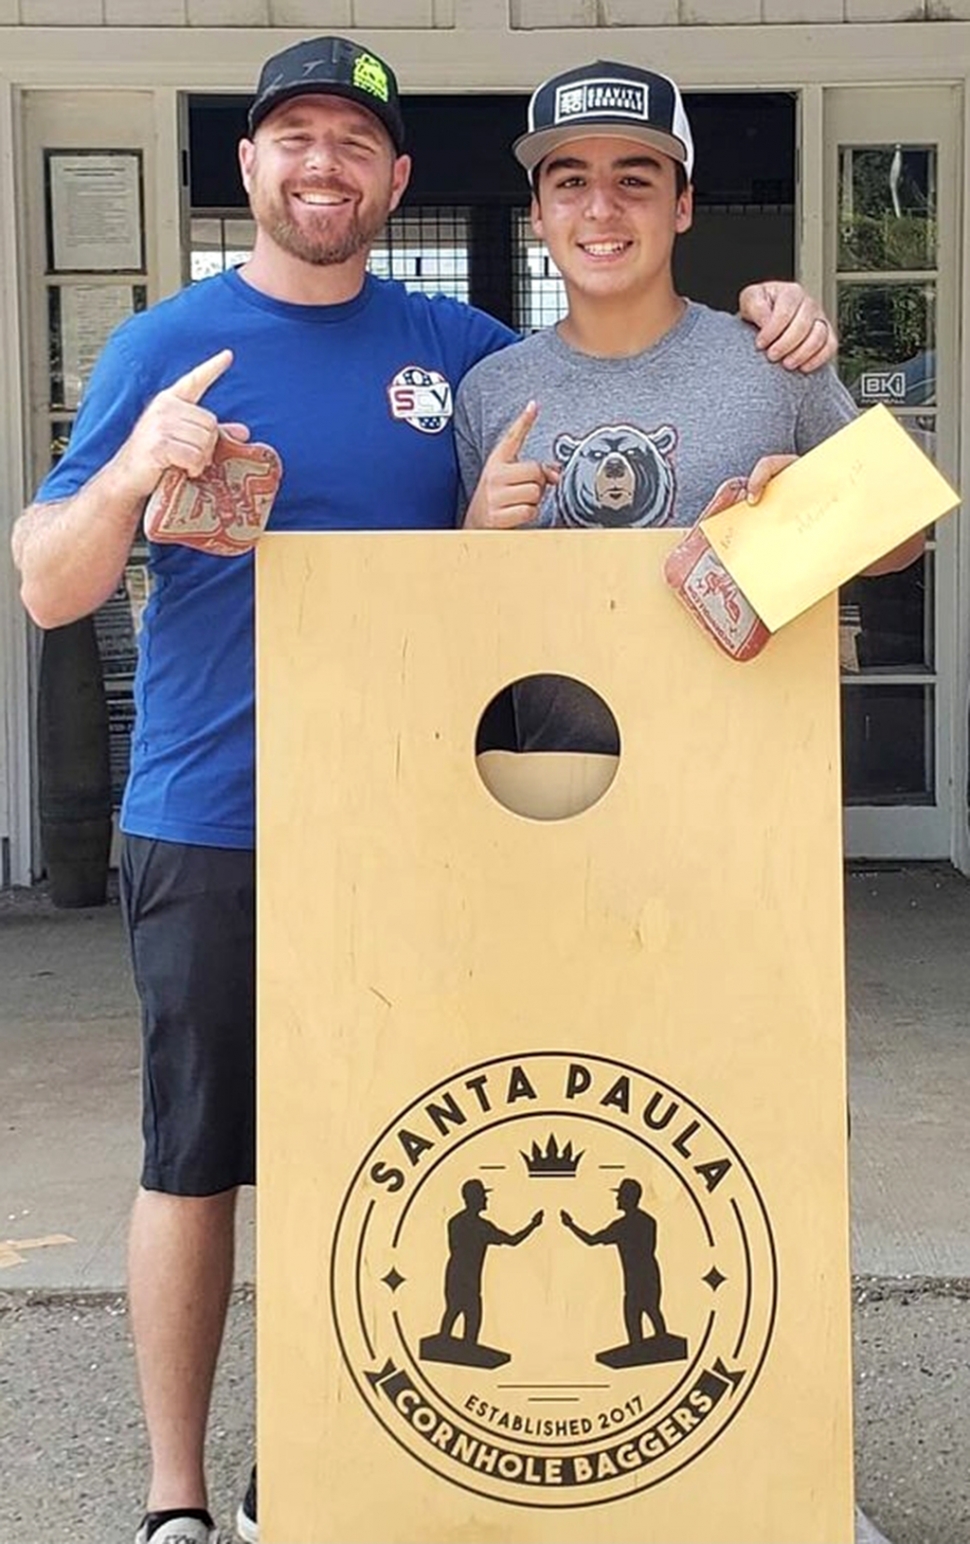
[838,282,934,393]
[840,213,936,274]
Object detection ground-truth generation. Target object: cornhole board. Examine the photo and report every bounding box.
[255,528,854,1544]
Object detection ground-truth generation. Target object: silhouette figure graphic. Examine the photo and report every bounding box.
[419,1179,543,1368]
[561,1178,688,1368]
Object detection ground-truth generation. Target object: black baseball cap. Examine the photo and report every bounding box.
[248,36,406,152]
[514,60,694,182]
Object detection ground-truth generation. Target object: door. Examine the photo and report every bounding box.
[18,88,174,874]
[824,88,963,861]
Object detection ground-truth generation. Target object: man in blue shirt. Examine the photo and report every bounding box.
[11,35,837,1544]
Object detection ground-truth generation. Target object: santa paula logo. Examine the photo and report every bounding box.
[387,365,454,434]
[331,1051,777,1509]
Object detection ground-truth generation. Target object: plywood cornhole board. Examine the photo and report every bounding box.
[256,529,853,1544]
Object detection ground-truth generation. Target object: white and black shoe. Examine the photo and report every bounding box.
[236,1467,258,1544]
[856,1507,894,1544]
[135,1513,225,1544]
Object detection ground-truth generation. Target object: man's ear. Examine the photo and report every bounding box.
[238,138,255,196]
[530,191,543,242]
[675,183,694,236]
[389,153,412,215]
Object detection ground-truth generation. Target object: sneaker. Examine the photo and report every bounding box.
[236,1467,258,1543]
[135,1516,224,1544]
[856,1507,894,1544]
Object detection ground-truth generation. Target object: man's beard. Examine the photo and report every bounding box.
[254,180,389,267]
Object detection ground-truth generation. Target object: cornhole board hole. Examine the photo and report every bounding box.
[256,528,854,1544]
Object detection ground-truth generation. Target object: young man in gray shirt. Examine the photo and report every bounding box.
[456,67,908,1544]
[455,60,921,753]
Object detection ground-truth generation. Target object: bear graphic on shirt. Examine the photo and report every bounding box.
[553,422,678,529]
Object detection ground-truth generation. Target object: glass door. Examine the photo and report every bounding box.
[825,89,963,860]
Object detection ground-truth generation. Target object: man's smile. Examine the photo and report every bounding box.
[290,186,354,207]
[579,239,632,257]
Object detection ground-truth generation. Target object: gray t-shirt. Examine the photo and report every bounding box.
[455,301,857,752]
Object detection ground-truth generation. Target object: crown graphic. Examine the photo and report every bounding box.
[521,1134,584,1178]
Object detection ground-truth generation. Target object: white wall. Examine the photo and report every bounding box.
[4,1,970,26]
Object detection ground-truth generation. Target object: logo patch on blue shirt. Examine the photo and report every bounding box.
[387,365,454,434]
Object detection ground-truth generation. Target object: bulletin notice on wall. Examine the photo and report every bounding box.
[52,283,144,410]
[94,556,151,811]
[47,151,143,273]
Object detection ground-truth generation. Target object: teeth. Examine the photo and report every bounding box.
[583,242,626,255]
[296,193,346,205]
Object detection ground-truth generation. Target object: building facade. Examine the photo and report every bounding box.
[1,1,967,886]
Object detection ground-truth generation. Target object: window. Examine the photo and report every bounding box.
[189,207,472,301]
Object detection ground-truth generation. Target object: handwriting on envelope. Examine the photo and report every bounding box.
[700,405,959,634]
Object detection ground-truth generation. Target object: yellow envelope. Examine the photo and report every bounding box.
[700,405,959,634]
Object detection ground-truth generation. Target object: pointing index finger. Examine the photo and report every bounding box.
[168,349,234,404]
[492,400,538,464]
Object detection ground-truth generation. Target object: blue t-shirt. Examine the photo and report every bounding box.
[37,269,515,848]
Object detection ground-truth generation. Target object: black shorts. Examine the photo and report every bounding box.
[120,835,256,1195]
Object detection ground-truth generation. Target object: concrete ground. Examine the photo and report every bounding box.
[1,865,969,1543]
